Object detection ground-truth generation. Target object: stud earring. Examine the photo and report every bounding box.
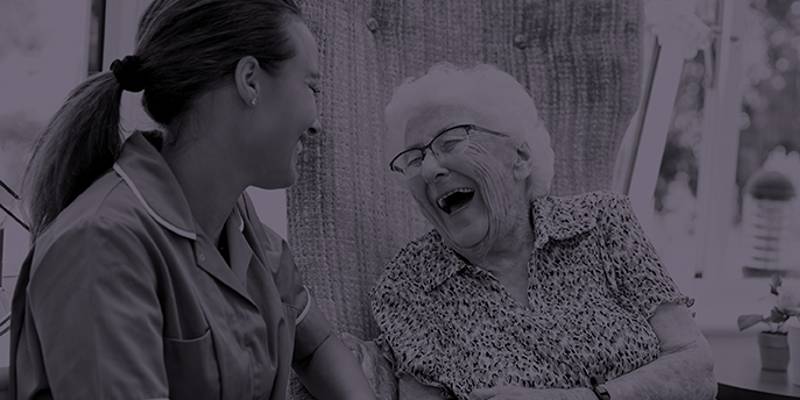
[250,98,257,106]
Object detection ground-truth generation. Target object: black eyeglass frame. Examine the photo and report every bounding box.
[388,124,509,175]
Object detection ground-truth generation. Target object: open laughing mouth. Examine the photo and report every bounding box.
[436,187,476,215]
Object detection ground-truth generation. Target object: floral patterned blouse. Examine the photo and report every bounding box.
[371,191,692,400]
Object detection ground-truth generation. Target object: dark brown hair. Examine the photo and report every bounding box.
[23,0,302,237]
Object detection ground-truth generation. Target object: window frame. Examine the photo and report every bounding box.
[619,1,766,333]
[0,0,98,291]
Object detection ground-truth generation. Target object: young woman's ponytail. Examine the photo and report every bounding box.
[23,0,303,237]
[23,71,124,237]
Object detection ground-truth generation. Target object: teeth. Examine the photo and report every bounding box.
[436,187,474,210]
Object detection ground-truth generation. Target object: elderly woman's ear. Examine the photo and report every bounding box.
[513,141,533,181]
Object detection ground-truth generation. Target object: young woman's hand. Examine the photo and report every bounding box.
[469,386,596,400]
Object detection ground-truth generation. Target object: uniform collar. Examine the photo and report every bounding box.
[114,132,263,307]
[112,131,198,240]
[421,195,598,292]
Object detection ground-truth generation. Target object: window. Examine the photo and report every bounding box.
[0,0,106,364]
[628,0,800,332]
[0,0,106,294]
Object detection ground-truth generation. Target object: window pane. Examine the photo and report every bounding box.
[737,0,800,278]
[644,0,800,332]
[0,0,98,297]
[651,53,705,281]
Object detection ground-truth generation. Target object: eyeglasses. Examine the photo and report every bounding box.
[389,124,508,177]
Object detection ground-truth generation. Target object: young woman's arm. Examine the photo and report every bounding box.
[292,302,376,400]
[19,218,170,399]
[294,336,377,400]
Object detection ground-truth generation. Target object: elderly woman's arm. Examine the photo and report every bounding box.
[602,303,716,400]
[473,193,717,400]
[599,193,716,399]
[470,304,715,400]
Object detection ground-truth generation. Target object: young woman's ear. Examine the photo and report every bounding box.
[234,56,261,107]
[513,141,533,181]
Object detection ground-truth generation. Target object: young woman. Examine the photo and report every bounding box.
[10,1,375,399]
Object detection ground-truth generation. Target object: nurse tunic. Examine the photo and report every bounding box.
[10,132,332,400]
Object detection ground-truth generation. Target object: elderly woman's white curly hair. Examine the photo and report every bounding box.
[384,62,555,199]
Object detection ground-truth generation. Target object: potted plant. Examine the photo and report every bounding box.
[737,275,800,372]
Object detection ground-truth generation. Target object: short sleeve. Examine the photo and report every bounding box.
[24,217,168,399]
[370,270,398,372]
[370,257,449,392]
[252,216,333,362]
[238,193,333,362]
[602,194,694,319]
[270,234,334,362]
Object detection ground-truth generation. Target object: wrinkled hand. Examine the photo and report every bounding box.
[469,386,595,400]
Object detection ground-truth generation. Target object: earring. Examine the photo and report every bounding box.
[250,98,257,106]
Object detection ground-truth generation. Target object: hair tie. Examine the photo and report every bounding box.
[110,55,146,93]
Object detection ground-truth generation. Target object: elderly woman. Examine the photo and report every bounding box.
[370,63,716,400]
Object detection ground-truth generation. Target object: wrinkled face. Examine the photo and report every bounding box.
[402,105,521,248]
[249,20,320,189]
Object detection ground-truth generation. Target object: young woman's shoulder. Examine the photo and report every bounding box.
[31,171,160,273]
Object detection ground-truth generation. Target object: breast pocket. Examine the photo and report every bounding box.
[164,328,221,400]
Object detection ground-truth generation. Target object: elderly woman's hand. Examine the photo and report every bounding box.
[469,386,596,400]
